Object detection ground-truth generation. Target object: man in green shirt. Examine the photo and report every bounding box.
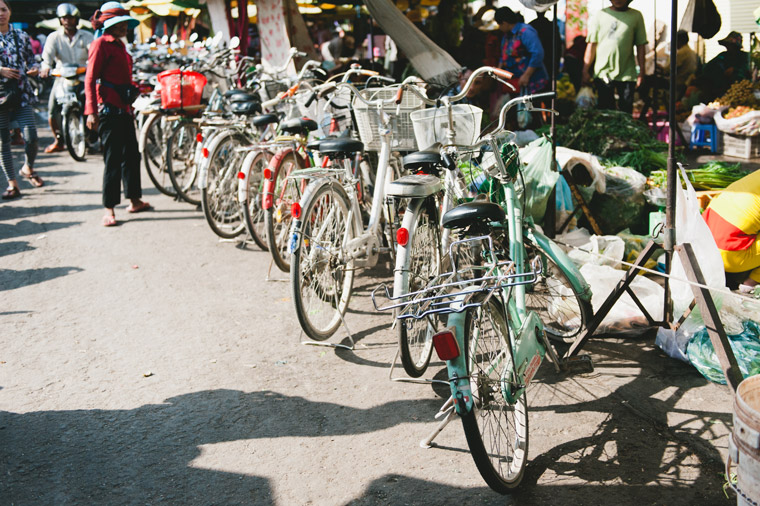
[582,0,648,113]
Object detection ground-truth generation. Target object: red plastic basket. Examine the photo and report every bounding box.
[157,69,206,109]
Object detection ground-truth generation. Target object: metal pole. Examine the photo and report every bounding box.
[664,0,678,323]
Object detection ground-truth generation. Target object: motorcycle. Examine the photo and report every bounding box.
[51,63,98,161]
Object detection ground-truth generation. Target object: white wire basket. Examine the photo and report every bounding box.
[410,104,483,148]
[353,87,424,152]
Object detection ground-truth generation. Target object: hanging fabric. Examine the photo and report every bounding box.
[679,0,721,40]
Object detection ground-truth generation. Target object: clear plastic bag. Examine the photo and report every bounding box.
[576,85,596,109]
[687,320,760,384]
[517,136,560,222]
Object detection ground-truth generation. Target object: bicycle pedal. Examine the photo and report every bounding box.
[561,355,594,374]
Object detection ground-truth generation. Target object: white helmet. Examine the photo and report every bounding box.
[56,3,80,18]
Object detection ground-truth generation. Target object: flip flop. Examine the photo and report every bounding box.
[127,201,151,213]
[20,168,43,188]
[44,143,64,154]
[102,214,117,227]
[1,187,20,200]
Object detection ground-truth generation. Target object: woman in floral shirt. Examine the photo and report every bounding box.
[0,0,41,199]
[494,7,548,94]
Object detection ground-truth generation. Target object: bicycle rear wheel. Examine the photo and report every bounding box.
[264,151,302,272]
[201,131,248,239]
[166,120,202,205]
[141,114,177,197]
[291,181,355,341]
[241,150,270,250]
[461,296,528,493]
[396,198,440,377]
[524,243,592,343]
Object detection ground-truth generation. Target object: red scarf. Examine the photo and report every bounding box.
[90,8,130,31]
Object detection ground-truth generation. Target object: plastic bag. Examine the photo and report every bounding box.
[588,166,647,235]
[714,109,760,136]
[669,163,725,320]
[517,136,560,222]
[575,85,596,109]
[580,263,664,335]
[517,0,560,11]
[686,320,760,384]
[567,235,625,268]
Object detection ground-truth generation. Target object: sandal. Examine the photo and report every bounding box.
[20,167,43,188]
[102,214,117,227]
[126,201,151,213]
[44,143,64,154]
[1,187,20,200]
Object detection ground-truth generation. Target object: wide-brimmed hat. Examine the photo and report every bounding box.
[478,9,499,32]
[97,1,139,31]
[718,31,742,47]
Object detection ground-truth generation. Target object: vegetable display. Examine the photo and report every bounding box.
[648,161,746,190]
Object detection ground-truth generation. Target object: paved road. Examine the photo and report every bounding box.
[0,127,737,505]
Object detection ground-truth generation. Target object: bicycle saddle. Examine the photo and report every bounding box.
[229,101,262,115]
[280,117,319,135]
[225,90,258,102]
[442,201,505,230]
[252,113,278,127]
[403,143,442,170]
[317,137,364,158]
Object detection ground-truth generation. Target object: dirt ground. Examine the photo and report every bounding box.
[0,126,741,505]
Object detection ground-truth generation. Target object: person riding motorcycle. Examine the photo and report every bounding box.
[40,3,93,153]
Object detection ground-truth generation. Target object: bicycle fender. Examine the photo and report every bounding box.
[237,151,258,203]
[444,311,475,416]
[262,148,304,210]
[527,228,592,302]
[287,177,333,255]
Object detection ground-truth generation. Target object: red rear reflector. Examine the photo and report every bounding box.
[291,202,302,219]
[237,171,245,179]
[196,133,203,142]
[202,147,209,158]
[263,168,272,180]
[433,328,460,360]
[396,227,409,246]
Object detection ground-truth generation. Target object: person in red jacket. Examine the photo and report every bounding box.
[84,2,149,227]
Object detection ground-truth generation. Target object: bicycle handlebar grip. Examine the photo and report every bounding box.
[394,87,404,105]
[490,68,513,80]
[533,91,556,100]
[304,91,317,108]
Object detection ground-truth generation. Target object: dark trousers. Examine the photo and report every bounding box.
[595,79,636,114]
[99,111,141,209]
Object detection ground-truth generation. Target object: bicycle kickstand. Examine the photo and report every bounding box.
[420,396,456,448]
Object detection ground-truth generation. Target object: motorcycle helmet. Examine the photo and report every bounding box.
[56,3,80,18]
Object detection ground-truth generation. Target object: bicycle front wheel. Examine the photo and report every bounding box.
[166,120,202,205]
[264,151,302,272]
[396,198,441,377]
[291,181,355,341]
[201,132,248,239]
[461,296,528,493]
[524,243,592,344]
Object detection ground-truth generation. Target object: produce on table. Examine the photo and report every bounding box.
[648,161,746,191]
[710,80,759,109]
[725,105,757,119]
[546,108,670,175]
[556,74,576,101]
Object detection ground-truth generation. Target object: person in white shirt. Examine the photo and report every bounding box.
[40,3,93,153]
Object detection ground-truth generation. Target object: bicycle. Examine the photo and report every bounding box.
[288,79,422,342]
[372,92,593,493]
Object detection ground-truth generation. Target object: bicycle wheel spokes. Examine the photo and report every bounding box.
[243,152,269,250]
[462,298,528,493]
[398,205,440,376]
[524,251,591,343]
[292,183,354,341]
[168,122,201,205]
[266,153,301,271]
[202,135,246,238]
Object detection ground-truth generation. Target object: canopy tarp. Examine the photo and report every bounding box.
[35,18,93,30]
[126,0,202,17]
[363,0,460,87]
[517,0,560,12]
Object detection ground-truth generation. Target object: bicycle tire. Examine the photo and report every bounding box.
[166,120,202,205]
[241,150,270,250]
[395,197,440,377]
[461,296,528,493]
[201,131,248,239]
[140,114,177,197]
[63,105,86,162]
[264,151,303,272]
[524,242,592,344]
[291,180,355,341]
